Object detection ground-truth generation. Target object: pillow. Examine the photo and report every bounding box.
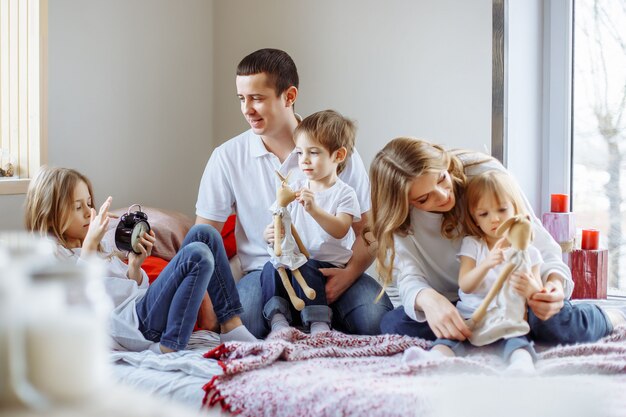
[103,206,194,261]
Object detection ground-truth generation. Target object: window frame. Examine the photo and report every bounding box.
[541,0,573,215]
[0,0,47,195]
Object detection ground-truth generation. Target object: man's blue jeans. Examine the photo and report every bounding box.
[260,259,333,328]
[381,300,612,344]
[238,267,393,338]
[136,224,244,350]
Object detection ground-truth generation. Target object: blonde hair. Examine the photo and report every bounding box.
[25,166,98,250]
[294,109,356,174]
[368,137,491,295]
[462,170,528,239]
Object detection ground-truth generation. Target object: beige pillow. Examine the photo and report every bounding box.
[103,206,193,261]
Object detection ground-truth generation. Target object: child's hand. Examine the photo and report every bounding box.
[264,222,283,244]
[509,270,543,300]
[296,187,317,213]
[481,238,507,270]
[82,196,113,255]
[127,230,156,277]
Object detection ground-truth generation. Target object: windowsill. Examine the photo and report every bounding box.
[0,178,30,195]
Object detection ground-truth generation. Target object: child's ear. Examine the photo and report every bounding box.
[333,147,347,163]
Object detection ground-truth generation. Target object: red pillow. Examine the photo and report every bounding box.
[222,214,237,259]
[141,256,170,284]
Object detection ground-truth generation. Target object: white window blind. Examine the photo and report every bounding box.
[0,0,45,194]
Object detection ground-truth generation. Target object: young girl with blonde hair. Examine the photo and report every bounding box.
[25,167,256,353]
[407,170,543,373]
[369,137,625,346]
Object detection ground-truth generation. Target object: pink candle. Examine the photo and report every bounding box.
[550,194,569,213]
[581,229,600,250]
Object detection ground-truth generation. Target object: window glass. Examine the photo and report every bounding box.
[573,0,626,295]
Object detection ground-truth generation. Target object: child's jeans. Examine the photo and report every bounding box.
[136,224,244,351]
[433,335,537,362]
[260,259,333,329]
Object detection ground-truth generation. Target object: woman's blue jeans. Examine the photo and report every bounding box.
[238,266,393,338]
[136,224,243,350]
[260,259,333,328]
[381,300,612,345]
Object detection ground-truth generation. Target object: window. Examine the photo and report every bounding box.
[572,0,626,295]
[0,0,46,195]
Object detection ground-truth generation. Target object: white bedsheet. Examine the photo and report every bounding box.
[110,330,228,415]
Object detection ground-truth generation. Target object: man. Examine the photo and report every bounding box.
[196,48,392,338]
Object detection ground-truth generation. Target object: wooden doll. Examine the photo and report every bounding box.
[268,171,316,311]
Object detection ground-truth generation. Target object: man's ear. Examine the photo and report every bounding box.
[333,147,348,163]
[283,86,298,107]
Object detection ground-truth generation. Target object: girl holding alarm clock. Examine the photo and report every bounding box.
[25,166,257,353]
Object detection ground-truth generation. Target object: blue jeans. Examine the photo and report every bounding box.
[238,267,393,338]
[260,259,332,328]
[434,336,537,362]
[136,224,243,350]
[381,300,612,345]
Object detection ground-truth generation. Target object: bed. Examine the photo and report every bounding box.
[105,208,626,417]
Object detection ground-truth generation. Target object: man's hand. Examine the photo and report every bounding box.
[319,267,359,304]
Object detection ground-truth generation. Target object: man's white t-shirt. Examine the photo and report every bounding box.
[195,129,370,273]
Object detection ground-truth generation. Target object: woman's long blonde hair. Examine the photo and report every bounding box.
[462,170,528,239]
[369,137,478,294]
[25,166,97,250]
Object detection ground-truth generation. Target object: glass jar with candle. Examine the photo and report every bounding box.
[0,233,111,409]
[25,258,111,404]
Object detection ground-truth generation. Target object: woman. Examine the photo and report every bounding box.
[369,137,624,344]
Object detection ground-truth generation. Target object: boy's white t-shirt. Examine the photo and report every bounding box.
[455,236,543,318]
[195,129,371,273]
[275,178,361,267]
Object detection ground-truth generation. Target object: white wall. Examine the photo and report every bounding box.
[1,0,494,229]
[0,0,214,230]
[213,0,493,167]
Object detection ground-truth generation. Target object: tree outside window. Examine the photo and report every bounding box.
[573,0,626,295]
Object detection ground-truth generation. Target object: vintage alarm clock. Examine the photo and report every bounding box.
[115,204,151,254]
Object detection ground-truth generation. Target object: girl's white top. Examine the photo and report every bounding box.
[59,243,152,352]
[389,153,573,322]
[457,236,543,346]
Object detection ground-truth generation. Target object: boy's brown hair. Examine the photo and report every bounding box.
[294,110,356,174]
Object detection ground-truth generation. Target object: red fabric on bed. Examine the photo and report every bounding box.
[222,215,237,259]
[141,256,170,284]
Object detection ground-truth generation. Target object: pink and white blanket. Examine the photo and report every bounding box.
[203,327,626,417]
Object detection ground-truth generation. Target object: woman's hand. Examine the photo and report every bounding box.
[127,230,156,282]
[509,270,543,299]
[417,289,472,341]
[82,196,113,256]
[527,278,564,321]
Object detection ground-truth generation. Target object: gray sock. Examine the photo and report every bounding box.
[270,313,290,333]
[310,321,330,335]
[220,325,258,343]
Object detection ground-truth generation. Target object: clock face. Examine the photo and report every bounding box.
[131,221,150,253]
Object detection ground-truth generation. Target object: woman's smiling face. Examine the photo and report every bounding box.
[408,170,455,212]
